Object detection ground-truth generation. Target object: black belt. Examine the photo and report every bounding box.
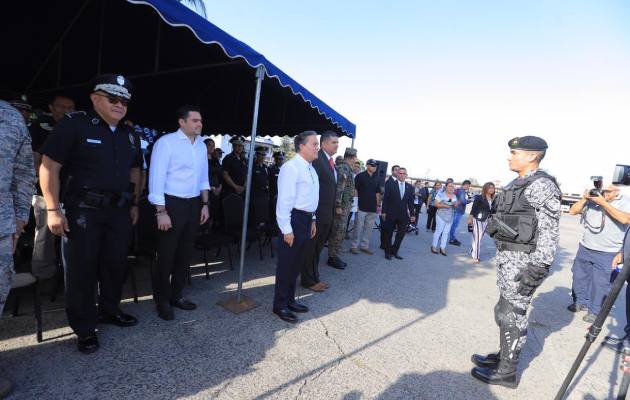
[165,194,200,202]
[292,208,314,219]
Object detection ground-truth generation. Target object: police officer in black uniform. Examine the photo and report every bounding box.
[269,151,284,221]
[251,146,270,197]
[222,136,247,196]
[39,74,143,354]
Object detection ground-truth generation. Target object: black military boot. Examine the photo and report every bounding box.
[471,359,518,389]
[471,351,500,368]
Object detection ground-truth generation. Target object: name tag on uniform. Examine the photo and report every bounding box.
[86,139,102,144]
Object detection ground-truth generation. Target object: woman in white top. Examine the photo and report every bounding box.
[431,181,459,256]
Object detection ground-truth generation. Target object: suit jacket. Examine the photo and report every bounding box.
[382,178,415,221]
[312,149,337,224]
[470,194,495,221]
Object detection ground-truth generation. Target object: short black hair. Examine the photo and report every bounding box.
[391,165,400,172]
[176,105,201,121]
[462,180,471,185]
[321,130,338,144]
[294,130,317,153]
[49,94,74,105]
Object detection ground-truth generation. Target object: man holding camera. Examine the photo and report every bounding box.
[471,136,561,389]
[567,184,630,323]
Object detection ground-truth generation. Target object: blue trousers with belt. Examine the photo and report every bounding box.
[273,210,312,311]
[571,243,617,315]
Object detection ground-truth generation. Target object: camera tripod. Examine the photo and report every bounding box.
[555,229,630,399]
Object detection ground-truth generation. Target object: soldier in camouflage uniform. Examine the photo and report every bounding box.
[471,136,561,389]
[0,100,35,398]
[327,148,357,270]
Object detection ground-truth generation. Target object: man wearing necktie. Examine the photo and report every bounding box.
[381,167,415,260]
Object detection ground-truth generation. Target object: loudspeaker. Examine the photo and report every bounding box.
[374,160,388,189]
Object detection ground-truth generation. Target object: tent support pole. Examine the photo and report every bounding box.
[236,65,265,304]
[351,137,355,148]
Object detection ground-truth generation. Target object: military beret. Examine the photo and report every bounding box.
[366,159,378,166]
[91,74,133,99]
[344,147,357,157]
[508,136,548,151]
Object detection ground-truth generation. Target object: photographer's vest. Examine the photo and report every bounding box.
[487,171,559,254]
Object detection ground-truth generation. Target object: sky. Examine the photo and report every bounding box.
[195,0,630,194]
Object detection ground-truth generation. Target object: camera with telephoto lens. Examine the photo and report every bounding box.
[589,175,604,197]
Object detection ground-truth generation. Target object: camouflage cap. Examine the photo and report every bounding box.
[508,136,548,151]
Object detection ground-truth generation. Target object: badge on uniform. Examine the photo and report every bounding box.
[92,118,100,125]
[117,75,125,85]
[128,133,135,146]
[86,139,102,144]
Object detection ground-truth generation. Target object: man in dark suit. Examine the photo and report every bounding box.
[381,167,415,260]
[301,131,339,291]
[380,165,399,250]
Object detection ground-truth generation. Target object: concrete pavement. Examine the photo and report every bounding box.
[0,213,626,399]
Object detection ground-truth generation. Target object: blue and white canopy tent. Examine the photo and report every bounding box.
[2,0,355,306]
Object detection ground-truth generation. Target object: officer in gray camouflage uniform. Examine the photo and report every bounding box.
[0,100,35,398]
[471,136,561,389]
[327,148,357,270]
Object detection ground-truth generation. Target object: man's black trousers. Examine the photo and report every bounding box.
[153,195,200,306]
[300,218,331,287]
[274,210,312,311]
[62,206,131,337]
[382,215,408,255]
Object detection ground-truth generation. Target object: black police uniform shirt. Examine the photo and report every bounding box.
[269,164,281,196]
[222,152,247,187]
[209,158,223,188]
[40,110,142,196]
[252,163,270,195]
[354,170,382,213]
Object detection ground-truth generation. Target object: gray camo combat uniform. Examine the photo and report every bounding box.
[0,100,36,315]
[490,168,561,373]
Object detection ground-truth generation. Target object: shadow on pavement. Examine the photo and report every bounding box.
[374,371,499,399]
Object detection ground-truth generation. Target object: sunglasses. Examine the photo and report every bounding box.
[95,93,129,106]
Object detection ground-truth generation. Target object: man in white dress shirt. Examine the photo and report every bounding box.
[149,105,210,320]
[273,131,320,323]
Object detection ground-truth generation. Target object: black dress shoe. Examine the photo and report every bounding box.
[385,253,392,260]
[157,303,175,321]
[449,239,462,246]
[471,352,500,368]
[77,334,99,354]
[171,298,197,311]
[273,308,297,323]
[440,248,448,256]
[431,247,439,254]
[602,335,629,354]
[98,311,138,327]
[288,302,309,313]
[327,257,346,270]
[393,253,403,260]
[471,366,517,389]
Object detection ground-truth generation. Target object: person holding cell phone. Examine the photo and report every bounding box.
[431,181,459,256]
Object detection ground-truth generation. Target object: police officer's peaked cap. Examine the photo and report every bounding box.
[255,146,266,155]
[91,74,133,99]
[8,96,32,111]
[230,136,245,146]
[366,159,378,166]
[508,136,548,151]
[344,148,357,158]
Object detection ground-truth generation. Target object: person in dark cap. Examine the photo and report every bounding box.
[222,136,247,196]
[350,159,382,254]
[327,148,357,269]
[251,146,270,198]
[39,74,142,354]
[471,135,561,388]
[8,96,33,124]
[268,151,285,222]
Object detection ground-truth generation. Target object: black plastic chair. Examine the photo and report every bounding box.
[222,193,263,261]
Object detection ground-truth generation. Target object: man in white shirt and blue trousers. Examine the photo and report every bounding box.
[149,105,210,321]
[273,131,320,323]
